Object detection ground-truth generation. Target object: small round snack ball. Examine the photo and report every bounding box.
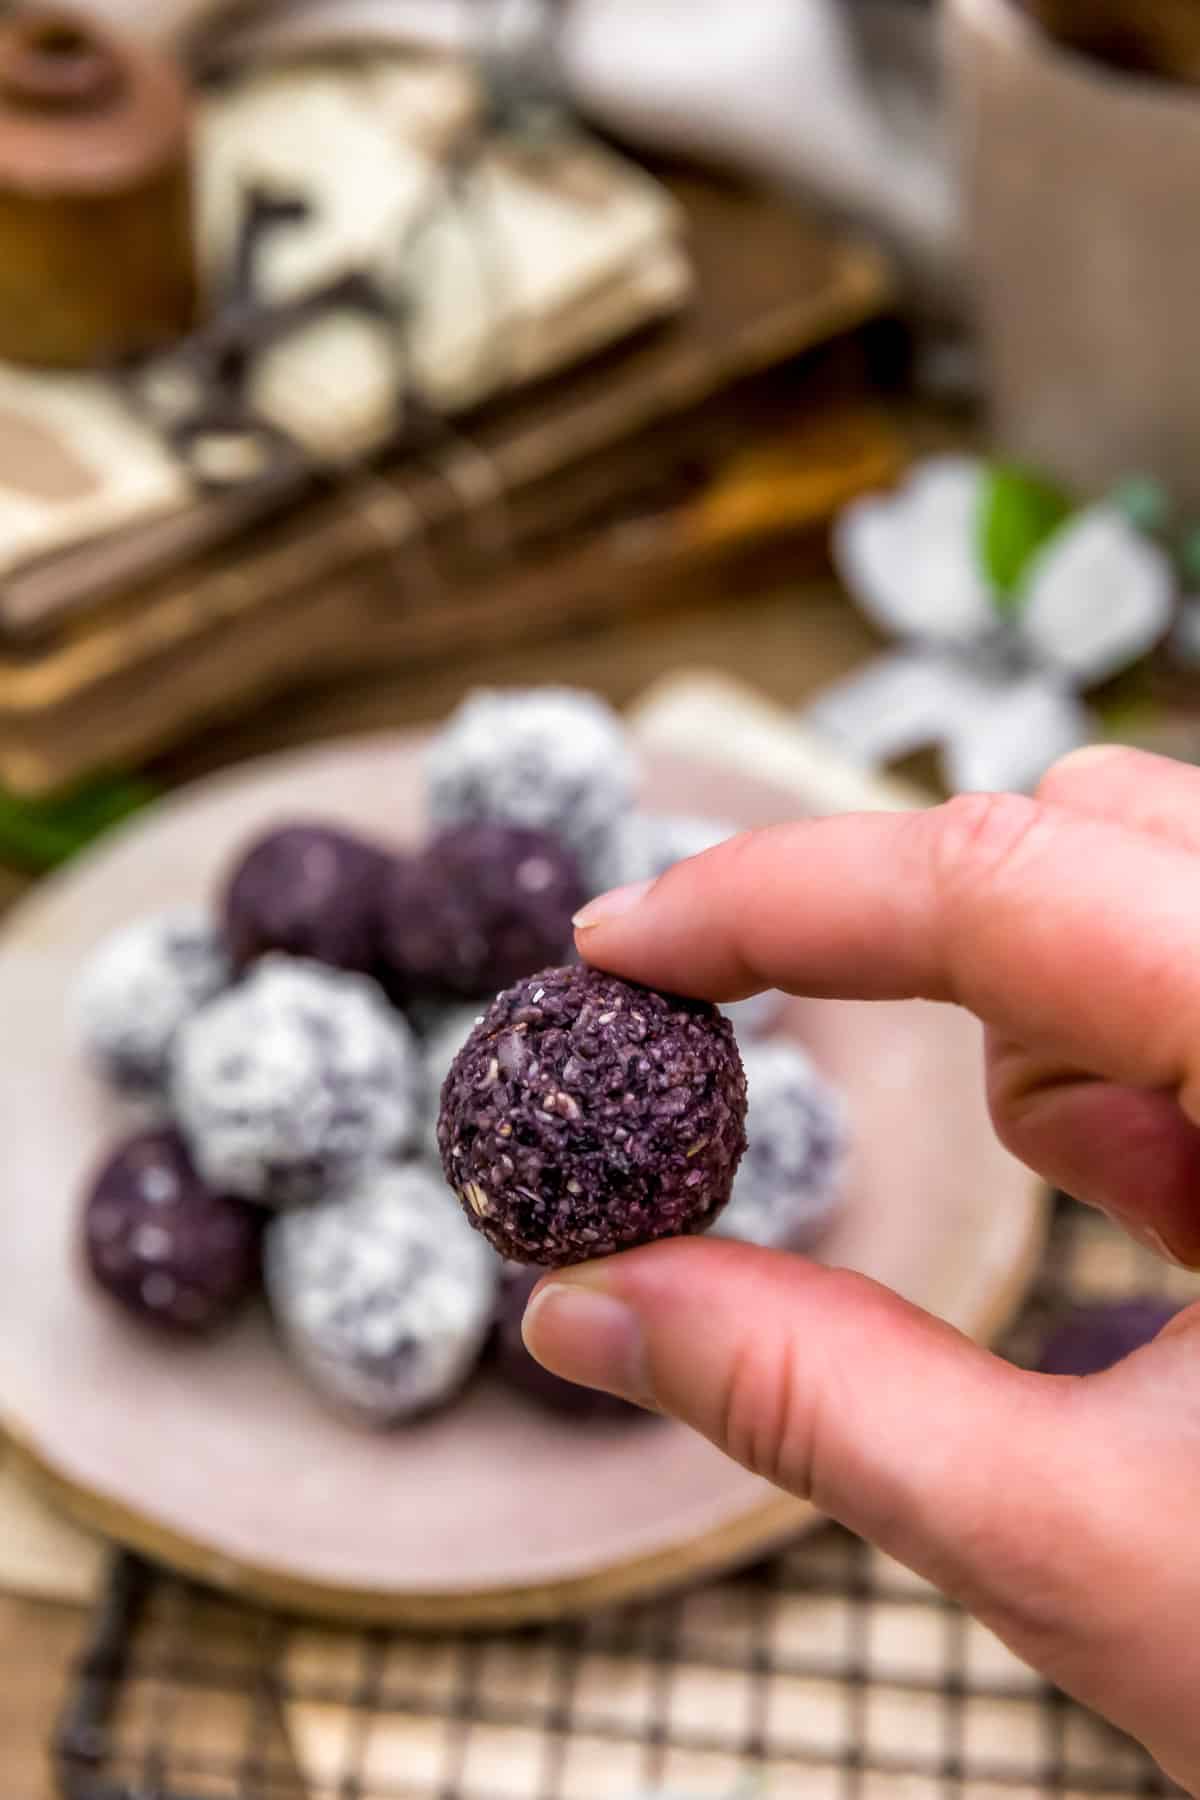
[172,956,423,1207]
[265,1163,498,1424]
[420,1003,485,1159]
[83,1127,261,1332]
[75,909,230,1095]
[1037,1299,1182,1377]
[223,822,387,975]
[714,1042,848,1252]
[438,964,748,1265]
[492,1266,641,1421]
[425,687,636,893]
[377,823,584,1002]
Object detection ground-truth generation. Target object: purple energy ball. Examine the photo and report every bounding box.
[438,964,747,1265]
[493,1266,641,1421]
[377,822,585,1001]
[223,823,388,974]
[83,1128,261,1333]
[1036,1298,1183,1376]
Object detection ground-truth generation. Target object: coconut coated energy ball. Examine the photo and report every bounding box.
[714,1041,848,1252]
[377,822,584,1001]
[438,964,747,1265]
[424,687,636,894]
[265,1163,498,1424]
[75,909,231,1096]
[83,1127,261,1332]
[172,956,423,1206]
[223,822,387,975]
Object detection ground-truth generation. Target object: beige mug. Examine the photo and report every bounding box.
[947,0,1200,504]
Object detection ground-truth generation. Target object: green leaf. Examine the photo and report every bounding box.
[977,464,1073,612]
[0,772,155,872]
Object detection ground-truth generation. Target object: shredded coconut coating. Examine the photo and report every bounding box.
[438,964,747,1265]
[75,909,231,1095]
[714,1041,848,1252]
[172,956,424,1206]
[424,687,636,894]
[265,1163,498,1423]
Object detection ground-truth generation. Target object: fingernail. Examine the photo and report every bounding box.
[572,879,654,931]
[522,1280,652,1405]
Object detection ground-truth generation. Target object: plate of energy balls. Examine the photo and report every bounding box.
[0,688,1045,1624]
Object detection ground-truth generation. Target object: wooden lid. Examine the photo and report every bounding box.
[0,7,190,194]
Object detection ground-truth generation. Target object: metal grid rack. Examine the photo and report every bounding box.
[54,1197,1196,1800]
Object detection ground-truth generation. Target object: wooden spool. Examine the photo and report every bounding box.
[0,7,197,368]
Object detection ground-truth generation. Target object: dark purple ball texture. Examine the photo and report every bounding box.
[492,1266,641,1420]
[223,823,387,975]
[83,1128,261,1333]
[438,964,747,1265]
[1036,1298,1182,1377]
[377,823,585,1002]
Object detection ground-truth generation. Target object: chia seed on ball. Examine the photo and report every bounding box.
[424,687,636,894]
[75,909,230,1096]
[1036,1298,1182,1377]
[83,1128,261,1332]
[265,1163,498,1425]
[223,823,387,975]
[377,823,584,1002]
[714,1042,847,1253]
[438,964,747,1265]
[172,956,424,1207]
[492,1266,641,1421]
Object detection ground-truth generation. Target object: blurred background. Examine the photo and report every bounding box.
[1,2,1199,1795]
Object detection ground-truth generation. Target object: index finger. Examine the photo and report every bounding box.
[573,794,1200,1102]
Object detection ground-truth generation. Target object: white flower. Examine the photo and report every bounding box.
[808,458,1173,792]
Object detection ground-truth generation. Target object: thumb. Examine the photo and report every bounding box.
[523,1237,1200,1780]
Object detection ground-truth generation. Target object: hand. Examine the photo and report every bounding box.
[522,745,1200,1791]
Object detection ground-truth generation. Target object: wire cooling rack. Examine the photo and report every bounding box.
[54,1197,1197,1800]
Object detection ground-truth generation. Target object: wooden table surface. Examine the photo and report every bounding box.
[0,560,881,1799]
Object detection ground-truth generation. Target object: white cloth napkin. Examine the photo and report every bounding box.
[84,0,958,302]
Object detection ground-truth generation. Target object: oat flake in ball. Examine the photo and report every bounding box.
[715,1041,848,1253]
[223,822,387,975]
[425,687,636,894]
[75,909,230,1096]
[172,956,423,1207]
[438,965,747,1265]
[377,822,584,1002]
[265,1163,498,1425]
[83,1128,261,1332]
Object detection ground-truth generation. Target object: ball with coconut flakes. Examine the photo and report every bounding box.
[714,1040,848,1252]
[75,909,230,1096]
[172,956,423,1207]
[377,822,584,1002]
[83,1127,261,1332]
[265,1163,498,1424]
[424,687,636,894]
[438,964,747,1265]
